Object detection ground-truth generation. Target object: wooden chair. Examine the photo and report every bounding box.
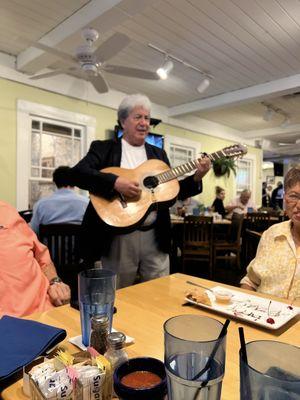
[39,223,83,301]
[213,212,244,270]
[182,216,214,278]
[244,229,262,266]
[245,212,271,232]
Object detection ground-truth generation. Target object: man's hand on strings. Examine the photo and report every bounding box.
[194,156,211,182]
[114,176,141,198]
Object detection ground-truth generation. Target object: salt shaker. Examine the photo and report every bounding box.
[104,331,128,371]
[89,314,109,355]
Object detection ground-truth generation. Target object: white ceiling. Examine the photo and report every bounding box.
[1,0,300,160]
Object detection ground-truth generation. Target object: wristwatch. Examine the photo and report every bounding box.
[49,276,62,285]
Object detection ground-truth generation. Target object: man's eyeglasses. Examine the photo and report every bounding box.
[285,193,300,204]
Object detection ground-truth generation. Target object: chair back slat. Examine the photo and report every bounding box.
[182,216,214,278]
[39,223,81,268]
[245,212,270,232]
[229,212,244,243]
[183,216,213,246]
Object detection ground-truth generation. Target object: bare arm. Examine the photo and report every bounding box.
[240,284,256,292]
[43,262,71,307]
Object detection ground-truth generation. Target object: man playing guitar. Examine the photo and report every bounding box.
[69,93,211,288]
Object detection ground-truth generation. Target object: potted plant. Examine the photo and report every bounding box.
[212,157,237,178]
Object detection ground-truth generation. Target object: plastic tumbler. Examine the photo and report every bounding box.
[240,340,300,400]
[78,268,116,346]
[164,314,227,400]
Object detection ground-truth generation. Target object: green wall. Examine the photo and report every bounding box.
[0,77,262,208]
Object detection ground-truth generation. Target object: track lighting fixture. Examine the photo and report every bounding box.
[156,59,174,80]
[261,102,290,127]
[197,78,210,93]
[263,106,275,122]
[280,116,290,128]
[149,43,213,92]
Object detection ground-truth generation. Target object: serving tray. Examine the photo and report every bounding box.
[185,286,300,330]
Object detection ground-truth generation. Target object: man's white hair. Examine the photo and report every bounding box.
[118,94,151,123]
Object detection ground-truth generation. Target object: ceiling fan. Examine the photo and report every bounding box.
[29,28,159,93]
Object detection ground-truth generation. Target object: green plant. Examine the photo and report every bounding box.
[212,157,237,178]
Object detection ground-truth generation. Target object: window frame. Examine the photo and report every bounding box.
[235,153,257,200]
[17,100,96,210]
[164,135,201,177]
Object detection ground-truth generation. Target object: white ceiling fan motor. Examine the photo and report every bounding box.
[81,63,98,76]
[81,27,99,43]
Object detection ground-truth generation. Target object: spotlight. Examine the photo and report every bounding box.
[197,78,210,93]
[156,59,174,80]
[263,107,275,122]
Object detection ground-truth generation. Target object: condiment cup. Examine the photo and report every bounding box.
[214,289,232,304]
[113,357,167,400]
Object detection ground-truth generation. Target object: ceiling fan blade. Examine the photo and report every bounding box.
[31,42,78,68]
[29,68,72,80]
[103,64,159,80]
[89,73,109,93]
[94,33,130,63]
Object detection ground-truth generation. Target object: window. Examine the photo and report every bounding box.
[236,158,252,193]
[17,100,96,210]
[164,135,200,177]
[29,117,84,207]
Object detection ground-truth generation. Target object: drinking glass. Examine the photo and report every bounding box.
[78,268,116,346]
[164,314,226,400]
[240,340,300,399]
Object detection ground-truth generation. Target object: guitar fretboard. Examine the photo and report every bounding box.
[156,149,230,184]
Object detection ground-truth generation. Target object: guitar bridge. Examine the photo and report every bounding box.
[150,189,157,203]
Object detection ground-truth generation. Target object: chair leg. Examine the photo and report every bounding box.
[182,256,186,274]
[236,252,241,270]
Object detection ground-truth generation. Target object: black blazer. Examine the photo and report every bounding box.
[69,138,203,263]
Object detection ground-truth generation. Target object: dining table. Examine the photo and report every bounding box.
[1,273,299,400]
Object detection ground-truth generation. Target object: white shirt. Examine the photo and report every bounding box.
[121,138,157,226]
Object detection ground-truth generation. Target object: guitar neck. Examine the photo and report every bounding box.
[156,149,230,183]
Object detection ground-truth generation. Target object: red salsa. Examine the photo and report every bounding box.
[121,371,162,389]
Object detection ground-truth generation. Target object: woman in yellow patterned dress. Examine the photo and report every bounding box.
[240,167,300,299]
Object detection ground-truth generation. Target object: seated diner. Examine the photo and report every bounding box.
[0,200,70,317]
[240,166,300,299]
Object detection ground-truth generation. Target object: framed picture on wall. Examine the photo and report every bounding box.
[267,175,275,185]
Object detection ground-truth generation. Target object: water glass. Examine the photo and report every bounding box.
[164,314,226,400]
[78,268,116,346]
[240,340,300,399]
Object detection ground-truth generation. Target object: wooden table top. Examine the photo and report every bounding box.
[2,273,299,400]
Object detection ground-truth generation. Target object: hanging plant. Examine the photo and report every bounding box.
[213,157,237,178]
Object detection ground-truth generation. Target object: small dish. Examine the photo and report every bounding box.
[213,288,232,304]
[113,357,167,400]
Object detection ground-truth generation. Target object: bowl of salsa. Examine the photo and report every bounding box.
[113,357,167,400]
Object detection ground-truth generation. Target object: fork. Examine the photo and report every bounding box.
[186,280,214,293]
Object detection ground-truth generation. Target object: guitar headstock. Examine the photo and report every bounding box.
[222,143,248,159]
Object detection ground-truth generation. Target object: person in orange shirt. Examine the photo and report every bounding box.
[0,201,70,317]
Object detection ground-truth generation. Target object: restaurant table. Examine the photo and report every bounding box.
[2,273,299,400]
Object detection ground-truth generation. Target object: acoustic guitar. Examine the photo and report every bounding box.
[90,144,247,228]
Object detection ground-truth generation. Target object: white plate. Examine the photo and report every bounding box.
[185,286,300,330]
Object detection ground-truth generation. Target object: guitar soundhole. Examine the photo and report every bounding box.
[143,175,159,189]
